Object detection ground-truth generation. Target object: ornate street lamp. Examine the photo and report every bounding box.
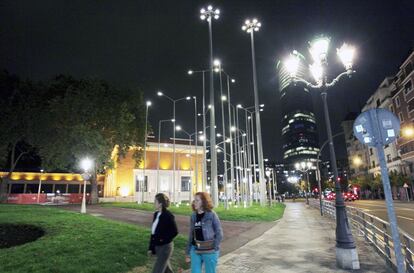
[283,36,359,269]
[295,161,313,205]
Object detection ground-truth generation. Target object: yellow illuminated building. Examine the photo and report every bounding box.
[104,140,204,203]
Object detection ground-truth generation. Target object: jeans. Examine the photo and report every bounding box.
[190,246,219,273]
[152,242,174,273]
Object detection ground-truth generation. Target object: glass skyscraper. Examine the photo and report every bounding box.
[278,63,320,164]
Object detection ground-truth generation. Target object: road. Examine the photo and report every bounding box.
[346,200,414,238]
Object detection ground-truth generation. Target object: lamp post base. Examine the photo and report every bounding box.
[81,198,86,214]
[336,247,360,270]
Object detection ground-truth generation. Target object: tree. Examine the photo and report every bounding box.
[0,71,42,201]
[389,170,408,200]
[33,75,147,203]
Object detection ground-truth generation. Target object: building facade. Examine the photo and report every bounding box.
[362,77,403,176]
[341,112,370,177]
[391,51,414,179]
[105,140,203,203]
[2,140,204,204]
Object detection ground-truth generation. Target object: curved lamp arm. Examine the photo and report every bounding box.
[326,70,356,88]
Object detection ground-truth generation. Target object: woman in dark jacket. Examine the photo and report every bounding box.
[148,193,178,273]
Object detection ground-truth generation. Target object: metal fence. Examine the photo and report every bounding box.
[309,199,414,273]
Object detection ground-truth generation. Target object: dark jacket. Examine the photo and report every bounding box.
[148,209,178,254]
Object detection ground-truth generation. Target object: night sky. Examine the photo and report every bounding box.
[1,0,413,162]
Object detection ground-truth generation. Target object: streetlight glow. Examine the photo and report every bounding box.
[146,101,152,106]
[188,70,193,75]
[157,91,163,96]
[80,158,93,172]
[221,95,227,101]
[352,156,363,166]
[284,53,300,76]
[175,125,182,131]
[337,43,355,70]
[402,126,414,138]
[309,37,330,63]
[309,63,323,83]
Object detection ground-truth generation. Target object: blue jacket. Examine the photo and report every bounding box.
[186,210,223,255]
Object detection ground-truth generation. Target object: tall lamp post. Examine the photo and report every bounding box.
[200,5,220,206]
[295,161,313,205]
[157,91,191,203]
[242,18,266,206]
[188,69,208,190]
[157,119,174,192]
[139,100,151,204]
[316,132,345,216]
[80,158,93,214]
[175,125,196,202]
[283,37,359,269]
[37,169,44,203]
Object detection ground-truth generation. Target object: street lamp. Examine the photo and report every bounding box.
[242,18,266,206]
[200,5,220,206]
[139,100,151,204]
[157,91,191,203]
[295,161,313,205]
[37,169,44,203]
[157,119,174,193]
[80,158,93,214]
[215,59,230,209]
[175,125,195,202]
[187,69,209,190]
[283,36,359,269]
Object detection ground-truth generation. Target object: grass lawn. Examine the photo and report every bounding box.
[0,204,188,273]
[102,202,285,222]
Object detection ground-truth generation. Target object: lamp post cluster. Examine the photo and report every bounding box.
[294,161,313,205]
[186,5,269,207]
[282,37,360,269]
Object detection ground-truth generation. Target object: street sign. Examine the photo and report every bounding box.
[353,108,400,147]
[353,109,405,273]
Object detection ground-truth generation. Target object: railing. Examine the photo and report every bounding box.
[309,199,414,273]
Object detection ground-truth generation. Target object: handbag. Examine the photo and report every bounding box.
[194,230,215,254]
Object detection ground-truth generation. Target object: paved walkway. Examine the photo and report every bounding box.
[217,202,393,273]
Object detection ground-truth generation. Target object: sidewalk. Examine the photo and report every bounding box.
[217,202,393,273]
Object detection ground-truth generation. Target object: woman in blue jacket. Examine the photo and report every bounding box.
[185,192,223,273]
[148,193,178,273]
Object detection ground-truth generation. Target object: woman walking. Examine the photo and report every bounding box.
[148,193,178,273]
[185,192,223,273]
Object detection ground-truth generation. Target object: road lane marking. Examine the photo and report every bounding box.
[398,216,414,221]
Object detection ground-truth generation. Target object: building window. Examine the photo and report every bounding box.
[395,97,400,107]
[372,161,376,168]
[390,105,394,113]
[399,112,404,122]
[68,184,79,193]
[376,99,381,107]
[369,148,373,155]
[404,80,413,95]
[386,154,391,162]
[404,62,413,77]
[135,175,148,192]
[181,176,191,192]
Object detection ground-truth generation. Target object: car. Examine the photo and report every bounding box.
[325,192,358,201]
